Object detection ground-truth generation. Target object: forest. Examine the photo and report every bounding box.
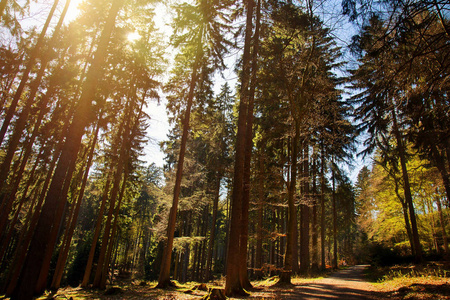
[0,0,449,299]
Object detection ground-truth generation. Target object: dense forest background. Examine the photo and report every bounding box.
[0,0,449,298]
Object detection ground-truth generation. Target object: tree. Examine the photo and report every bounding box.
[157,0,232,288]
[349,16,424,261]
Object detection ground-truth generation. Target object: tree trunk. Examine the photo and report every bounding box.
[0,146,44,264]
[332,162,338,269]
[156,48,201,288]
[4,140,61,295]
[390,171,415,256]
[93,166,125,288]
[224,0,254,296]
[436,193,449,257]
[281,123,300,284]
[254,148,265,279]
[320,146,326,270]
[299,144,310,275]
[237,0,260,289]
[311,157,319,272]
[99,173,128,289]
[0,82,60,236]
[204,173,222,282]
[81,178,111,287]
[391,107,423,262]
[430,142,450,207]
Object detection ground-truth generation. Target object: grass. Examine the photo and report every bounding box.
[366,262,450,299]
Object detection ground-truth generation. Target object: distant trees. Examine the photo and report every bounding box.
[348,0,450,261]
[355,155,449,257]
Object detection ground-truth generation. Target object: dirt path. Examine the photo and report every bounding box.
[287,265,377,300]
[248,265,380,300]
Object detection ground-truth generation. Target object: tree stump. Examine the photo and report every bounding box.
[201,288,227,300]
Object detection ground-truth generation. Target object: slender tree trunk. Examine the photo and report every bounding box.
[391,172,415,256]
[4,140,61,295]
[332,162,338,269]
[99,173,128,289]
[204,173,222,282]
[436,193,449,257]
[299,144,310,275]
[254,147,265,279]
[81,178,111,287]
[426,198,439,253]
[156,49,201,288]
[320,146,326,270]
[0,82,59,235]
[391,108,423,262]
[0,146,44,264]
[93,164,125,288]
[311,158,319,273]
[280,122,300,284]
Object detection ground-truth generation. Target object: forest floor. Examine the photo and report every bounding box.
[3,264,450,299]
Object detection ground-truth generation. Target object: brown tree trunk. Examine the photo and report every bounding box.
[204,173,222,282]
[93,165,125,288]
[224,0,254,296]
[0,81,60,236]
[239,0,260,289]
[254,147,265,279]
[280,122,300,284]
[392,107,423,262]
[436,193,449,257]
[51,120,100,289]
[332,162,338,269]
[156,50,201,289]
[430,142,450,207]
[320,144,326,270]
[390,171,415,256]
[4,139,62,295]
[299,144,310,275]
[311,158,319,273]
[81,178,112,287]
[99,173,128,289]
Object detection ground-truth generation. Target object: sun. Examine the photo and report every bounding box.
[127,31,141,42]
[65,0,84,23]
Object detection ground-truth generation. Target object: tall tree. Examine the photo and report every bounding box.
[225,0,254,295]
[157,0,232,288]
